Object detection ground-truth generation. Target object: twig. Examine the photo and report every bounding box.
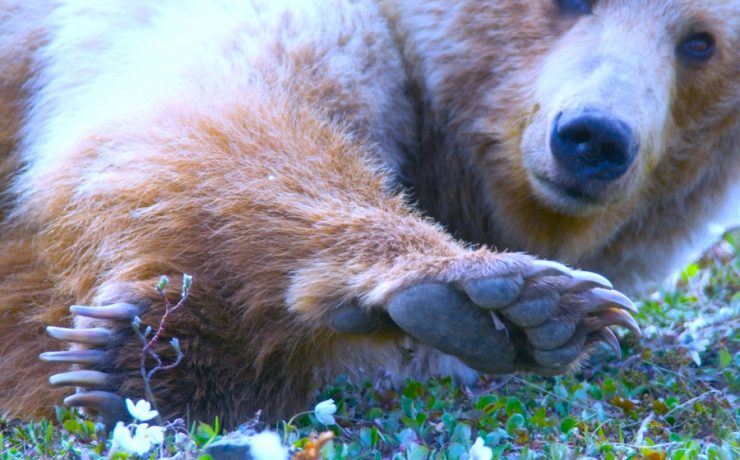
[132,274,191,421]
[662,389,721,417]
[511,376,594,413]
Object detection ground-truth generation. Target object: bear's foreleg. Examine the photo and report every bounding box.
[36,95,638,425]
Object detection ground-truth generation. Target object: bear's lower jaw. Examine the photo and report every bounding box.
[528,174,621,217]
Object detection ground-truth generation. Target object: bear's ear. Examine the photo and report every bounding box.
[555,0,593,16]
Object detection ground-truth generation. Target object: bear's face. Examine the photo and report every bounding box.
[519,0,739,216]
[397,0,739,260]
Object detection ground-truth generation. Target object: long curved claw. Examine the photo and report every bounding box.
[563,270,613,291]
[39,350,106,365]
[49,370,110,387]
[589,288,638,313]
[599,308,641,337]
[524,261,612,290]
[524,260,572,278]
[598,327,622,359]
[64,391,126,415]
[46,326,111,345]
[70,303,140,320]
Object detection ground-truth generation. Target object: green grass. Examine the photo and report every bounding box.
[2,231,738,459]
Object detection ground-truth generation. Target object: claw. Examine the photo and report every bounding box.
[564,270,613,291]
[64,391,126,415]
[525,261,613,291]
[600,308,641,337]
[524,260,572,278]
[46,326,111,345]
[598,327,622,359]
[70,303,139,320]
[590,288,638,313]
[49,370,110,387]
[40,350,106,365]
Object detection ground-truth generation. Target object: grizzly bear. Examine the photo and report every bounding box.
[0,0,738,427]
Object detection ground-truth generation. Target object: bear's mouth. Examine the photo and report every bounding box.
[531,174,605,213]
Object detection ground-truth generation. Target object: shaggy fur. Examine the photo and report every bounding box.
[0,0,737,425]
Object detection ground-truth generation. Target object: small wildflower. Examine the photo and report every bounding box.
[249,431,288,460]
[136,423,165,445]
[314,399,337,425]
[112,421,151,455]
[468,437,493,460]
[126,398,159,422]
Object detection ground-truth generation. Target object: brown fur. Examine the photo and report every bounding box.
[0,2,49,218]
[0,0,738,426]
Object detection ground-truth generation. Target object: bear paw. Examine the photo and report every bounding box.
[40,303,141,424]
[384,259,639,375]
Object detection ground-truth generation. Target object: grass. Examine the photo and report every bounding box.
[2,231,738,459]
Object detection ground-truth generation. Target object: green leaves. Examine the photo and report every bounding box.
[718,348,732,368]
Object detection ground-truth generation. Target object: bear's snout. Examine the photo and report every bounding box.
[549,110,638,189]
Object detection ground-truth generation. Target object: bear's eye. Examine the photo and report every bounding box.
[678,32,715,63]
[556,0,593,15]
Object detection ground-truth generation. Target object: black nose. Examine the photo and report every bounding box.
[550,111,637,181]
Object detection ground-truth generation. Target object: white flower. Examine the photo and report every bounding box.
[468,437,492,460]
[112,422,152,455]
[111,421,165,455]
[136,423,165,445]
[249,431,289,460]
[126,398,159,422]
[314,399,337,425]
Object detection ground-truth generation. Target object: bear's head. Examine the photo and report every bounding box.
[519,0,738,216]
[395,0,739,280]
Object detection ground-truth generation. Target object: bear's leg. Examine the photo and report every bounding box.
[31,94,639,426]
[42,254,638,426]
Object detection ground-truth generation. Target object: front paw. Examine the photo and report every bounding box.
[385,257,640,375]
[40,303,142,424]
